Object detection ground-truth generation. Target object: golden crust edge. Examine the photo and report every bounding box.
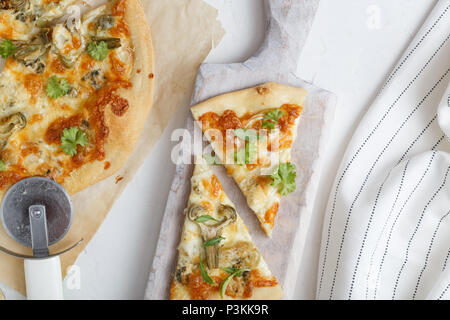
[62,0,155,195]
[170,280,283,300]
[190,82,305,237]
[191,82,307,120]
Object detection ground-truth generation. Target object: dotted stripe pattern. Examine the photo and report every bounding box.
[365,160,409,299]
[438,283,450,300]
[432,135,446,151]
[373,152,437,299]
[442,248,450,271]
[349,115,438,299]
[391,166,450,299]
[412,210,450,299]
[329,70,449,298]
[318,26,450,295]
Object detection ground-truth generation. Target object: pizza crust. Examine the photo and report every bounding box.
[171,281,283,300]
[191,82,306,236]
[215,285,283,300]
[62,0,154,195]
[191,82,307,119]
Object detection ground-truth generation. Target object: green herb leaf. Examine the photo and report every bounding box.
[46,76,71,99]
[0,40,15,58]
[262,109,283,130]
[220,268,250,298]
[195,215,219,223]
[221,267,238,274]
[60,127,88,156]
[234,128,258,141]
[87,41,109,61]
[199,258,214,285]
[203,236,225,247]
[234,141,257,165]
[270,162,297,196]
[0,159,6,171]
[203,153,221,166]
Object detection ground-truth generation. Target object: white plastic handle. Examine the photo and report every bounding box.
[24,257,64,300]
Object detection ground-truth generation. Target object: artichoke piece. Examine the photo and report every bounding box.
[91,37,121,50]
[13,43,47,61]
[219,242,261,270]
[188,204,237,269]
[0,0,27,10]
[12,28,51,73]
[96,15,115,31]
[0,112,26,150]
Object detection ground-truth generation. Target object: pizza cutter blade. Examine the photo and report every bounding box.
[0,177,82,300]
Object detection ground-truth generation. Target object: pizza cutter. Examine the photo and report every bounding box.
[0,177,82,300]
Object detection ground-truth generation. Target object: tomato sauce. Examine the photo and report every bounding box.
[109,52,128,81]
[21,143,39,157]
[279,104,302,132]
[112,0,127,16]
[28,114,44,125]
[86,81,131,159]
[44,115,83,144]
[264,202,279,229]
[210,175,222,198]
[187,271,221,300]
[0,15,13,39]
[110,93,129,116]
[0,171,22,189]
[24,74,44,104]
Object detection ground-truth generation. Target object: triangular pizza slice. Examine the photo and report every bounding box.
[191,82,306,237]
[170,157,283,300]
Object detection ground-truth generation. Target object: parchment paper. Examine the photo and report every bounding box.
[145,0,337,300]
[0,0,224,296]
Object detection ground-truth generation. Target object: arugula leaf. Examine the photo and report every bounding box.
[46,76,71,99]
[60,127,88,156]
[0,40,15,58]
[262,109,283,130]
[220,268,250,298]
[203,236,225,247]
[199,258,215,285]
[271,163,297,196]
[221,267,238,274]
[234,141,257,165]
[0,159,6,171]
[195,215,219,223]
[87,41,109,61]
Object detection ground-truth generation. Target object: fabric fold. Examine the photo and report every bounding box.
[317,0,450,300]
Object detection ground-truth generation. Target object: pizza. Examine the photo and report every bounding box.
[191,82,306,237]
[0,0,153,196]
[170,157,282,300]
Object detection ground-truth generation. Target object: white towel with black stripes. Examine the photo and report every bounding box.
[317,0,450,300]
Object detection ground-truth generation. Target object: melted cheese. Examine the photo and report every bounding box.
[0,1,134,187]
[175,160,274,292]
[199,107,303,236]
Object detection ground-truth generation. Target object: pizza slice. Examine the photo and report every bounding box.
[191,82,306,237]
[170,157,283,300]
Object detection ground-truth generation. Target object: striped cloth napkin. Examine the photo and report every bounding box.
[317,0,450,300]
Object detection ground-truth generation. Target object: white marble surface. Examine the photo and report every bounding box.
[0,0,437,300]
